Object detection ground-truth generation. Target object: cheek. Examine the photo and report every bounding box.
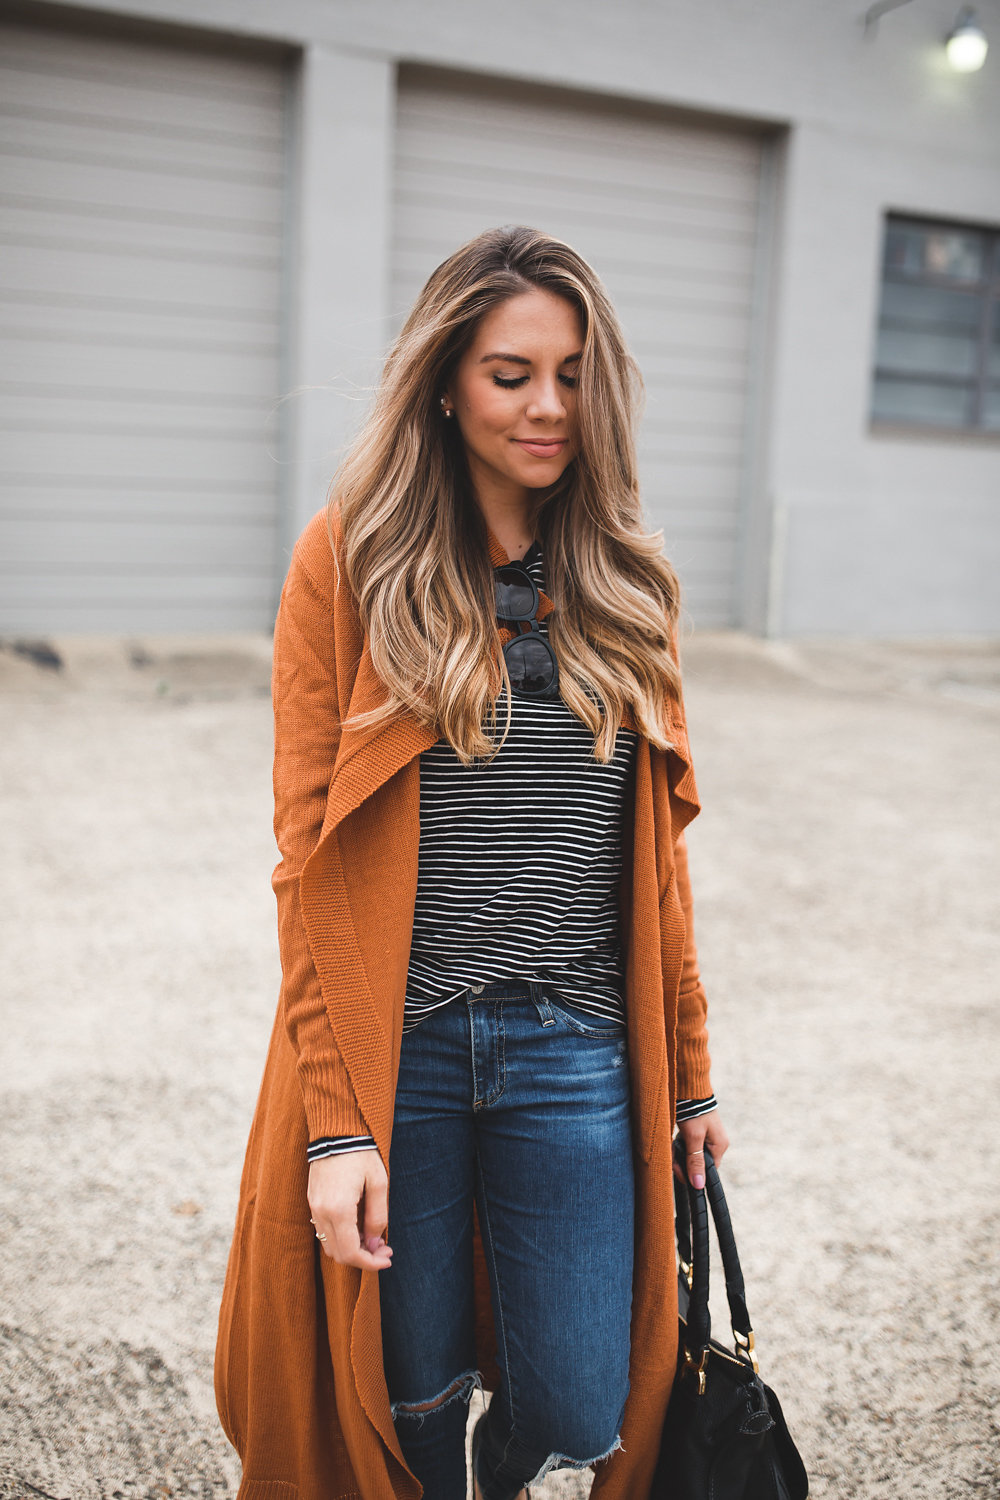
[461,387,515,439]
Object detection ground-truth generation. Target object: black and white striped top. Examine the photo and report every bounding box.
[307,539,716,1163]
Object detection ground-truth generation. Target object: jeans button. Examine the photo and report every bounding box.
[469,982,485,994]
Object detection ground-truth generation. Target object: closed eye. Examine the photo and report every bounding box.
[493,373,578,389]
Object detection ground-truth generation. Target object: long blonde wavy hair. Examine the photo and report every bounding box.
[327,224,685,765]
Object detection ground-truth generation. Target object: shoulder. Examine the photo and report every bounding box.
[276,506,364,671]
[286,506,343,605]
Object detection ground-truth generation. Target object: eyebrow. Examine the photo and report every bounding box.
[478,350,583,365]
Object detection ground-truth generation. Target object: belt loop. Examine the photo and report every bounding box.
[530,981,555,1027]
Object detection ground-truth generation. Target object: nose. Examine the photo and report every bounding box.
[525,377,568,423]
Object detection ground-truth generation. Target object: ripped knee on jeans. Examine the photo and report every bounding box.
[390,1368,484,1426]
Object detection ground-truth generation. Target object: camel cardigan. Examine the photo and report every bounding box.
[214,507,714,1500]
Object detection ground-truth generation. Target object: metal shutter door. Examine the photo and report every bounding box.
[392,69,763,629]
[0,21,287,632]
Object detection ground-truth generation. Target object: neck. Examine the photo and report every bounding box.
[464,454,540,560]
[473,495,537,562]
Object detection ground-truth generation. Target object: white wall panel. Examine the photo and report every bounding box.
[0,20,288,631]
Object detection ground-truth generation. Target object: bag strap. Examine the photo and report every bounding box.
[674,1150,693,1285]
[703,1148,753,1343]
[672,1135,758,1372]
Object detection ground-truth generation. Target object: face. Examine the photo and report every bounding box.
[442,287,583,504]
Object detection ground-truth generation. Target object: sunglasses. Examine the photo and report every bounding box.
[494,561,560,700]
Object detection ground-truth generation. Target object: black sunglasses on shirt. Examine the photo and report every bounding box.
[494,561,560,700]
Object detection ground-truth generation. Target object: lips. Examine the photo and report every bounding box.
[513,439,568,458]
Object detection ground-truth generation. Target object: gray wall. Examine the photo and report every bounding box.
[0,17,290,631]
[9,0,1000,636]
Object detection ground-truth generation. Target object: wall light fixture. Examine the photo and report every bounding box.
[945,7,989,68]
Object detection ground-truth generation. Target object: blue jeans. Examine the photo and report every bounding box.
[379,979,635,1500]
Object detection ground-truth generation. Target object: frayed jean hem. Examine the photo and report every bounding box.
[527,1430,626,1485]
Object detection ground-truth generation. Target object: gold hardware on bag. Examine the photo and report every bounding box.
[679,1256,693,1290]
[734,1328,759,1374]
[682,1345,709,1396]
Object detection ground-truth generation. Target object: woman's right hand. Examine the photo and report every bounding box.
[307,1152,393,1271]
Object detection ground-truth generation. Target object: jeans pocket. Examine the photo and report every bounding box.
[545,991,627,1039]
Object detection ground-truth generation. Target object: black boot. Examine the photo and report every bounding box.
[471,1409,531,1499]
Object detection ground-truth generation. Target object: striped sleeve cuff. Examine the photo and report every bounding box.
[675,1094,718,1123]
[307,1134,378,1163]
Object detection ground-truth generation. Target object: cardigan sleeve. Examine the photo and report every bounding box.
[271,542,372,1144]
[672,827,714,1101]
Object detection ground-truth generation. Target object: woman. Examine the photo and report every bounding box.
[215,225,729,1500]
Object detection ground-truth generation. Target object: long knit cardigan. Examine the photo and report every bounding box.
[214,507,714,1500]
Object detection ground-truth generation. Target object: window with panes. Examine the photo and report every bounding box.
[871,215,1000,433]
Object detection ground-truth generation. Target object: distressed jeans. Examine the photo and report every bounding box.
[379,978,635,1500]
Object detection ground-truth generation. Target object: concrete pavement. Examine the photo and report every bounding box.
[1,628,997,1498]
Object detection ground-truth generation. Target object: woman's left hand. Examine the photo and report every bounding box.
[673,1110,730,1191]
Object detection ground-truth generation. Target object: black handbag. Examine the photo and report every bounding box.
[650,1137,809,1499]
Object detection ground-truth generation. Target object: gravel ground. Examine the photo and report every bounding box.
[0,628,998,1500]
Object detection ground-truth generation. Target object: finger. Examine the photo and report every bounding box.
[332,1204,391,1269]
[361,1171,391,1255]
[687,1145,706,1190]
[314,1209,393,1270]
[329,1223,393,1270]
[337,1236,393,1270]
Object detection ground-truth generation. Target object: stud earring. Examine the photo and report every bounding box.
[440,396,454,418]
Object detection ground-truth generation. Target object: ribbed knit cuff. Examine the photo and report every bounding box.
[675,1029,712,1103]
[296,1046,372,1143]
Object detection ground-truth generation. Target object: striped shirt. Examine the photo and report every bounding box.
[307,538,716,1163]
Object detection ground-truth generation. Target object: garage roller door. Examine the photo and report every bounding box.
[0,21,288,632]
[392,68,764,629]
